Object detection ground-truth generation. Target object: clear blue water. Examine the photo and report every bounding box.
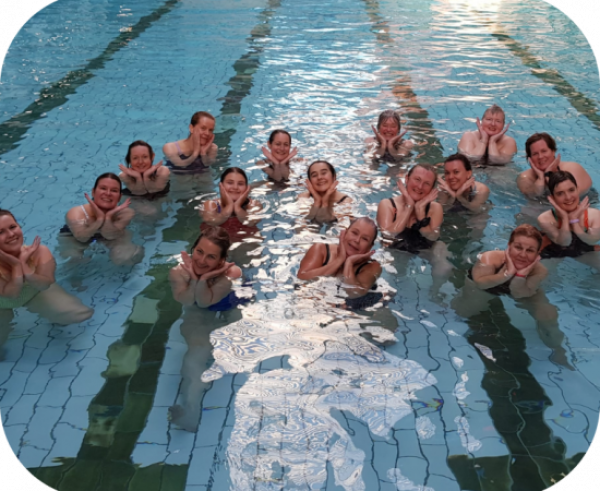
[1,0,600,490]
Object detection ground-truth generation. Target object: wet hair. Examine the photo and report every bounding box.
[220,167,248,185]
[307,160,336,180]
[190,111,215,126]
[482,104,505,122]
[93,173,122,193]
[190,226,231,259]
[547,170,578,196]
[406,163,437,185]
[509,224,543,250]
[0,209,17,222]
[268,129,292,145]
[444,153,472,172]
[525,132,556,158]
[348,217,378,246]
[220,167,250,209]
[125,140,154,166]
[376,110,401,132]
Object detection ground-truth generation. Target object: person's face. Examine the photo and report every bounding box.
[529,139,555,170]
[309,163,334,193]
[0,215,23,255]
[92,178,121,211]
[481,110,504,136]
[268,133,291,160]
[344,222,375,257]
[190,117,215,145]
[406,167,435,201]
[508,235,540,271]
[378,117,400,139]
[444,160,471,191]
[192,237,224,276]
[129,145,154,173]
[552,180,579,212]
[222,172,247,202]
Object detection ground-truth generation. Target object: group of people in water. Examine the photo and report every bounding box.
[1,105,599,369]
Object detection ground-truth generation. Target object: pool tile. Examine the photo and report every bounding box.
[23,406,63,450]
[131,442,168,467]
[42,423,86,466]
[186,445,217,485]
[4,394,40,426]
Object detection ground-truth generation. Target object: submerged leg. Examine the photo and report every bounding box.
[26,283,94,325]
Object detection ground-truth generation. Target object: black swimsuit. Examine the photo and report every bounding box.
[448,187,477,213]
[540,209,600,258]
[388,198,435,253]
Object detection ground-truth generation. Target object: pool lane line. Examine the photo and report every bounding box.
[485,23,600,133]
[26,2,283,487]
[0,0,181,158]
[360,0,446,164]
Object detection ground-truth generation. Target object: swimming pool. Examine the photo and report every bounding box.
[1,0,600,490]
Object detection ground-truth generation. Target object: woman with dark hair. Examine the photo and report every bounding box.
[517,132,591,197]
[437,153,489,212]
[297,217,382,302]
[259,129,298,181]
[0,209,93,327]
[62,173,142,264]
[299,160,352,223]
[169,226,242,308]
[365,110,413,160]
[201,168,263,231]
[162,111,218,172]
[118,140,170,196]
[537,170,600,261]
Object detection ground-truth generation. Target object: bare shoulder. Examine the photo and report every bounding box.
[66,204,86,222]
[226,264,242,279]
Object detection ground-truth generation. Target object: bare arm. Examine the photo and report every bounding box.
[458,128,487,160]
[162,141,200,168]
[101,203,134,240]
[297,243,345,280]
[487,128,516,164]
[0,253,24,298]
[537,206,572,247]
[455,181,489,212]
[471,252,513,290]
[21,244,55,291]
[169,265,197,306]
[119,166,147,195]
[143,162,170,194]
[194,275,233,308]
[509,263,547,299]
[341,255,381,299]
[66,200,104,243]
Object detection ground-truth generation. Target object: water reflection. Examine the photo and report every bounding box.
[201,300,435,490]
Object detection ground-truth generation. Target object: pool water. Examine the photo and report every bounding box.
[1,0,600,490]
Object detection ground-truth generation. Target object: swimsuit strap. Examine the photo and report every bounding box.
[388,197,397,220]
[175,140,183,155]
[323,244,330,266]
[337,195,349,204]
[80,205,89,220]
[355,261,372,276]
[425,202,431,215]
[217,201,222,214]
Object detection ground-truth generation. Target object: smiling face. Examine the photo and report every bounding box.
[92,178,121,211]
[129,145,154,173]
[552,180,579,212]
[190,116,215,145]
[0,215,23,256]
[344,221,376,257]
[406,166,435,201]
[529,139,556,171]
[481,110,504,136]
[221,171,247,202]
[268,132,291,160]
[308,162,335,193]
[378,117,400,139]
[192,237,225,276]
[508,235,540,271]
[444,160,471,191]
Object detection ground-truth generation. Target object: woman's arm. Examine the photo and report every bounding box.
[194,275,232,308]
[471,252,513,290]
[169,265,197,306]
[341,256,381,299]
[376,198,412,236]
[202,200,231,226]
[143,163,170,194]
[416,198,443,242]
[101,201,134,240]
[162,141,200,168]
[66,201,104,243]
[509,262,546,299]
[0,251,24,298]
[298,243,345,280]
[455,181,490,212]
[119,167,147,195]
[537,208,571,247]
[21,244,55,291]
[458,129,487,160]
